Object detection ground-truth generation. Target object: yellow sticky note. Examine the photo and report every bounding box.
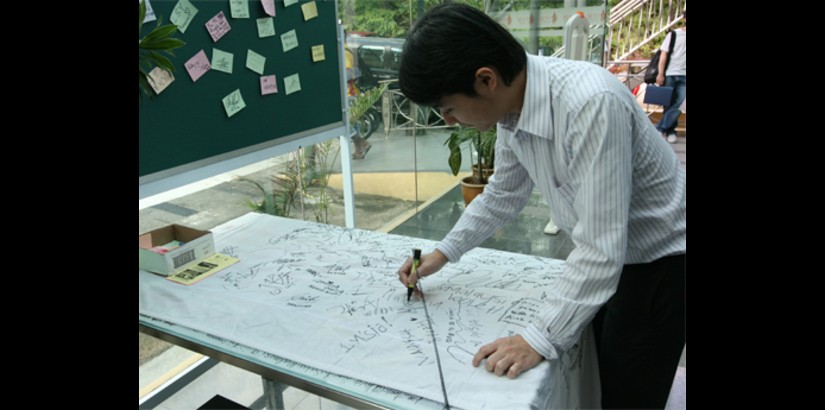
[311,45,325,62]
[301,1,318,21]
[147,67,174,94]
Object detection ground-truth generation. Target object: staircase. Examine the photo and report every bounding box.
[609,0,686,137]
[608,0,686,62]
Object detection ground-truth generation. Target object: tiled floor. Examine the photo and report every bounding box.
[141,129,685,410]
[150,360,353,410]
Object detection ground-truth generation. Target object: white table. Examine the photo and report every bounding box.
[139,213,599,409]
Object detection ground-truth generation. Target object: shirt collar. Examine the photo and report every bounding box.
[500,53,553,141]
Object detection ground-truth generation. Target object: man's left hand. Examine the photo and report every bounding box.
[472,335,544,379]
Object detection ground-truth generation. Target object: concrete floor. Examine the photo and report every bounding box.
[140,126,686,409]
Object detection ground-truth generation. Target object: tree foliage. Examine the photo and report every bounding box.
[341,1,607,52]
[341,0,493,38]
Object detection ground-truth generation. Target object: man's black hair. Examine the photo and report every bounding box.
[398,2,527,107]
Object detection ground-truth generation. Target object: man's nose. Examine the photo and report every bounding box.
[441,110,457,125]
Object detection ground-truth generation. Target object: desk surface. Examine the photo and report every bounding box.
[139,213,597,409]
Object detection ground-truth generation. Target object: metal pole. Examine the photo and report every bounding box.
[338,21,356,228]
[261,377,287,410]
[528,0,539,54]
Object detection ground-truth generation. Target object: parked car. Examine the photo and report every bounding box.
[345,36,445,130]
[345,36,405,90]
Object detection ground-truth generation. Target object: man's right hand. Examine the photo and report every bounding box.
[397,249,449,288]
[656,72,665,86]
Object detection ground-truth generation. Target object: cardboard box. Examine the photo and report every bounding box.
[139,225,215,276]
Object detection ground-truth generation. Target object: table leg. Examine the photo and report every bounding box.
[261,377,287,410]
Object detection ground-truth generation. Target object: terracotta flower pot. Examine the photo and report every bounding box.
[461,176,486,206]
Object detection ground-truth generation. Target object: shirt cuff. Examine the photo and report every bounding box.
[522,323,560,361]
[435,242,462,264]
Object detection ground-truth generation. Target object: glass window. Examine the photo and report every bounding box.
[139,124,439,394]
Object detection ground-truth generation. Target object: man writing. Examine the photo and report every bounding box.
[396,3,685,408]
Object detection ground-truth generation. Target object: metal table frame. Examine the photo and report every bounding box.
[139,322,394,410]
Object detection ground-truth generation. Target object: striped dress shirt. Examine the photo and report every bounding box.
[436,54,686,361]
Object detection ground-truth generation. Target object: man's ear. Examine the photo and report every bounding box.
[474,67,498,95]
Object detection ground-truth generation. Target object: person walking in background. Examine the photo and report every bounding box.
[396,3,685,408]
[655,11,686,144]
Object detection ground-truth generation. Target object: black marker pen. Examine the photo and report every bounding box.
[407,248,421,302]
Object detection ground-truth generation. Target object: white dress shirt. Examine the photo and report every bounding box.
[436,54,686,361]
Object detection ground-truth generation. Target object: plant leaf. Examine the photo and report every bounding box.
[142,52,175,72]
[139,0,146,36]
[141,24,182,45]
[141,38,186,51]
[448,144,462,176]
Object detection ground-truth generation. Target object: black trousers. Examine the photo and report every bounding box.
[592,254,685,409]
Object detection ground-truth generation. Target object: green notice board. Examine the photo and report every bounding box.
[139,0,343,179]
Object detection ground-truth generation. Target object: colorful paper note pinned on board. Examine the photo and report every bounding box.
[222,89,246,118]
[262,0,276,16]
[246,50,266,75]
[284,73,301,95]
[281,29,298,52]
[311,45,325,62]
[301,1,319,21]
[205,11,231,42]
[185,50,211,82]
[256,17,275,38]
[261,75,278,95]
[147,67,174,94]
[229,0,250,18]
[170,0,198,33]
[141,0,156,23]
[211,48,234,74]
[284,0,298,7]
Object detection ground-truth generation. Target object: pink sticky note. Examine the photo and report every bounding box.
[262,0,276,17]
[205,11,231,43]
[185,50,211,82]
[261,75,278,95]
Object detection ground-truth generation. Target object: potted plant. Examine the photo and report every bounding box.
[139,0,185,100]
[349,83,387,140]
[444,127,496,205]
